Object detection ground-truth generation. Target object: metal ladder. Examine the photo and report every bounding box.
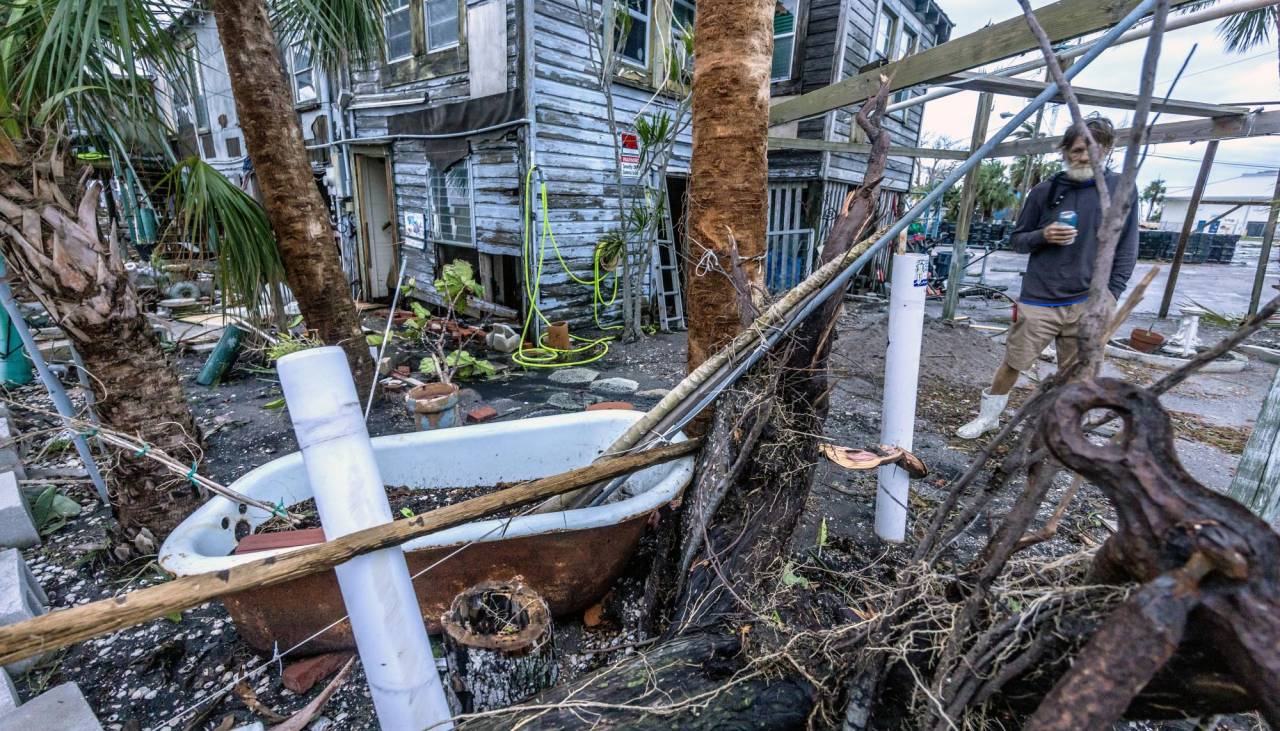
[648,185,686,332]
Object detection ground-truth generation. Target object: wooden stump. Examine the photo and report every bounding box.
[441,578,559,713]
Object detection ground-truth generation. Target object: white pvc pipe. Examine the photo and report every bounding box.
[875,254,929,543]
[276,346,453,731]
[885,0,1280,114]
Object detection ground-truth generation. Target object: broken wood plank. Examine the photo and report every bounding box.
[0,438,701,667]
[988,109,1280,157]
[937,72,1248,118]
[768,0,1200,127]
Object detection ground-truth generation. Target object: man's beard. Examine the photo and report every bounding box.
[1064,165,1095,182]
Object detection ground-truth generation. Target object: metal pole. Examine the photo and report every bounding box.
[1159,140,1218,318]
[363,253,409,420]
[1248,168,1280,317]
[0,268,109,503]
[943,92,993,321]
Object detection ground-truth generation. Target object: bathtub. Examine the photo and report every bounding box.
[158,410,694,654]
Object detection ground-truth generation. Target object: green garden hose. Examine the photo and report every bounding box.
[514,166,621,369]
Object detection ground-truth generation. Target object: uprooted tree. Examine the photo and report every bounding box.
[461,0,1280,728]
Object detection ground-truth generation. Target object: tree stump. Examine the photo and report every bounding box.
[441,578,559,713]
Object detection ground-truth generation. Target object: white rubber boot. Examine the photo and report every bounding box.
[956,389,1009,440]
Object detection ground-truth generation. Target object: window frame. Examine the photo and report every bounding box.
[890,26,919,113]
[427,158,476,250]
[424,0,461,53]
[182,45,210,133]
[384,0,414,63]
[771,0,799,83]
[617,0,652,70]
[289,43,318,105]
[875,6,900,61]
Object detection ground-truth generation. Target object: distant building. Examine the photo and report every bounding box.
[1161,170,1279,238]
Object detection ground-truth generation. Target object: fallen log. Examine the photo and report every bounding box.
[0,438,701,667]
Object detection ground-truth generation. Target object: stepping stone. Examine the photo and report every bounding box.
[0,548,48,675]
[548,392,599,411]
[0,473,38,550]
[548,368,599,386]
[0,683,100,731]
[589,377,639,396]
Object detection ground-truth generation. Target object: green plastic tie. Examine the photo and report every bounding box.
[186,461,199,485]
[134,443,152,458]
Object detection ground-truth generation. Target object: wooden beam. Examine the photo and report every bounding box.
[768,0,1199,127]
[1177,197,1275,206]
[943,93,993,321]
[1249,171,1280,317]
[987,110,1280,158]
[1160,140,1219,319]
[766,136,969,160]
[0,439,703,667]
[938,72,1248,118]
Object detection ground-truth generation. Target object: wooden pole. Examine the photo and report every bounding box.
[0,439,701,667]
[1158,139,1219,318]
[1228,366,1280,523]
[1248,168,1280,317]
[943,92,993,321]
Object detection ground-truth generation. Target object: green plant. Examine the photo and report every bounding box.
[420,350,496,381]
[30,486,82,535]
[266,331,322,361]
[596,230,626,271]
[434,261,483,313]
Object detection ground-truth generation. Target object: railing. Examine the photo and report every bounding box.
[765,228,816,293]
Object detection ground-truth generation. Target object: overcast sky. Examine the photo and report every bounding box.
[919,0,1280,195]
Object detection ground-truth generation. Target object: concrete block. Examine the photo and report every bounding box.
[0,668,17,713]
[0,419,24,480]
[0,473,38,549]
[0,548,47,675]
[0,682,101,731]
[589,377,639,396]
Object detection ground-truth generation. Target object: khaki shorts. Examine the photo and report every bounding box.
[1005,292,1115,372]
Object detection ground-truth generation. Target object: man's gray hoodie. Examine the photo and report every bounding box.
[1009,171,1139,306]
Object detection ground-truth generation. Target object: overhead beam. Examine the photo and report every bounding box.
[987,109,1280,157]
[938,72,1249,118]
[1173,197,1275,206]
[767,136,969,160]
[768,0,1199,128]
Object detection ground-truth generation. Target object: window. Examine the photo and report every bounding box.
[876,8,899,60]
[385,0,412,62]
[428,159,473,247]
[617,0,651,67]
[771,0,797,81]
[891,28,918,106]
[426,0,460,52]
[290,44,317,103]
[176,48,210,131]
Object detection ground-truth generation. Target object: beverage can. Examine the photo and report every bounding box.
[1057,210,1078,228]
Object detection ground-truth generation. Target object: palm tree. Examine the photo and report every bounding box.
[974,161,1017,219]
[1216,5,1279,87]
[0,0,384,544]
[1142,178,1167,221]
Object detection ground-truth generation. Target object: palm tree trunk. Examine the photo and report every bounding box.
[209,0,373,388]
[684,0,774,376]
[0,141,204,546]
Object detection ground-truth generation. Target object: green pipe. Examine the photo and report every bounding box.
[196,324,244,386]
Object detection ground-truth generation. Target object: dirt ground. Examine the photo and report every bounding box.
[7,287,1276,730]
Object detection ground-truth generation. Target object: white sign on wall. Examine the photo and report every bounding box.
[403,212,426,249]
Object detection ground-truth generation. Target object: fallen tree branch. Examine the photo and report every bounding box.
[0,438,701,667]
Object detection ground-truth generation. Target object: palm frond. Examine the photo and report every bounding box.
[271,0,388,70]
[160,157,287,320]
[1217,6,1277,53]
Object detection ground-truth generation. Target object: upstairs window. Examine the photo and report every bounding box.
[897,27,918,61]
[670,0,695,75]
[771,0,797,81]
[876,7,899,60]
[426,0,460,52]
[385,0,412,61]
[617,0,651,67]
[290,44,317,103]
[429,159,474,248]
[175,48,210,132]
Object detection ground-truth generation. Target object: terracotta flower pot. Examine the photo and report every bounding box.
[1128,328,1165,354]
[404,382,462,430]
[546,321,571,352]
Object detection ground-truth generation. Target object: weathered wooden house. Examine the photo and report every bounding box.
[172,0,952,323]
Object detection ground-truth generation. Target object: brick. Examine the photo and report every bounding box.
[0,473,38,549]
[0,682,101,731]
[585,401,634,412]
[466,406,498,423]
[282,651,354,694]
[0,548,48,675]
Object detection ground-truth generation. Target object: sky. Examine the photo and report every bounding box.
[918,0,1280,198]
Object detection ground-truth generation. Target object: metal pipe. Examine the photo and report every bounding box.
[305,118,534,150]
[277,347,452,731]
[875,253,929,542]
[0,265,109,503]
[884,0,1279,115]
[364,253,409,420]
[649,0,1165,446]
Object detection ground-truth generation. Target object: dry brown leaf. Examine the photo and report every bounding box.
[820,443,887,470]
[233,680,288,723]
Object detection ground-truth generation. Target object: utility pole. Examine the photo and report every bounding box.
[1159,140,1218,319]
[943,92,993,321]
[1248,168,1280,317]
